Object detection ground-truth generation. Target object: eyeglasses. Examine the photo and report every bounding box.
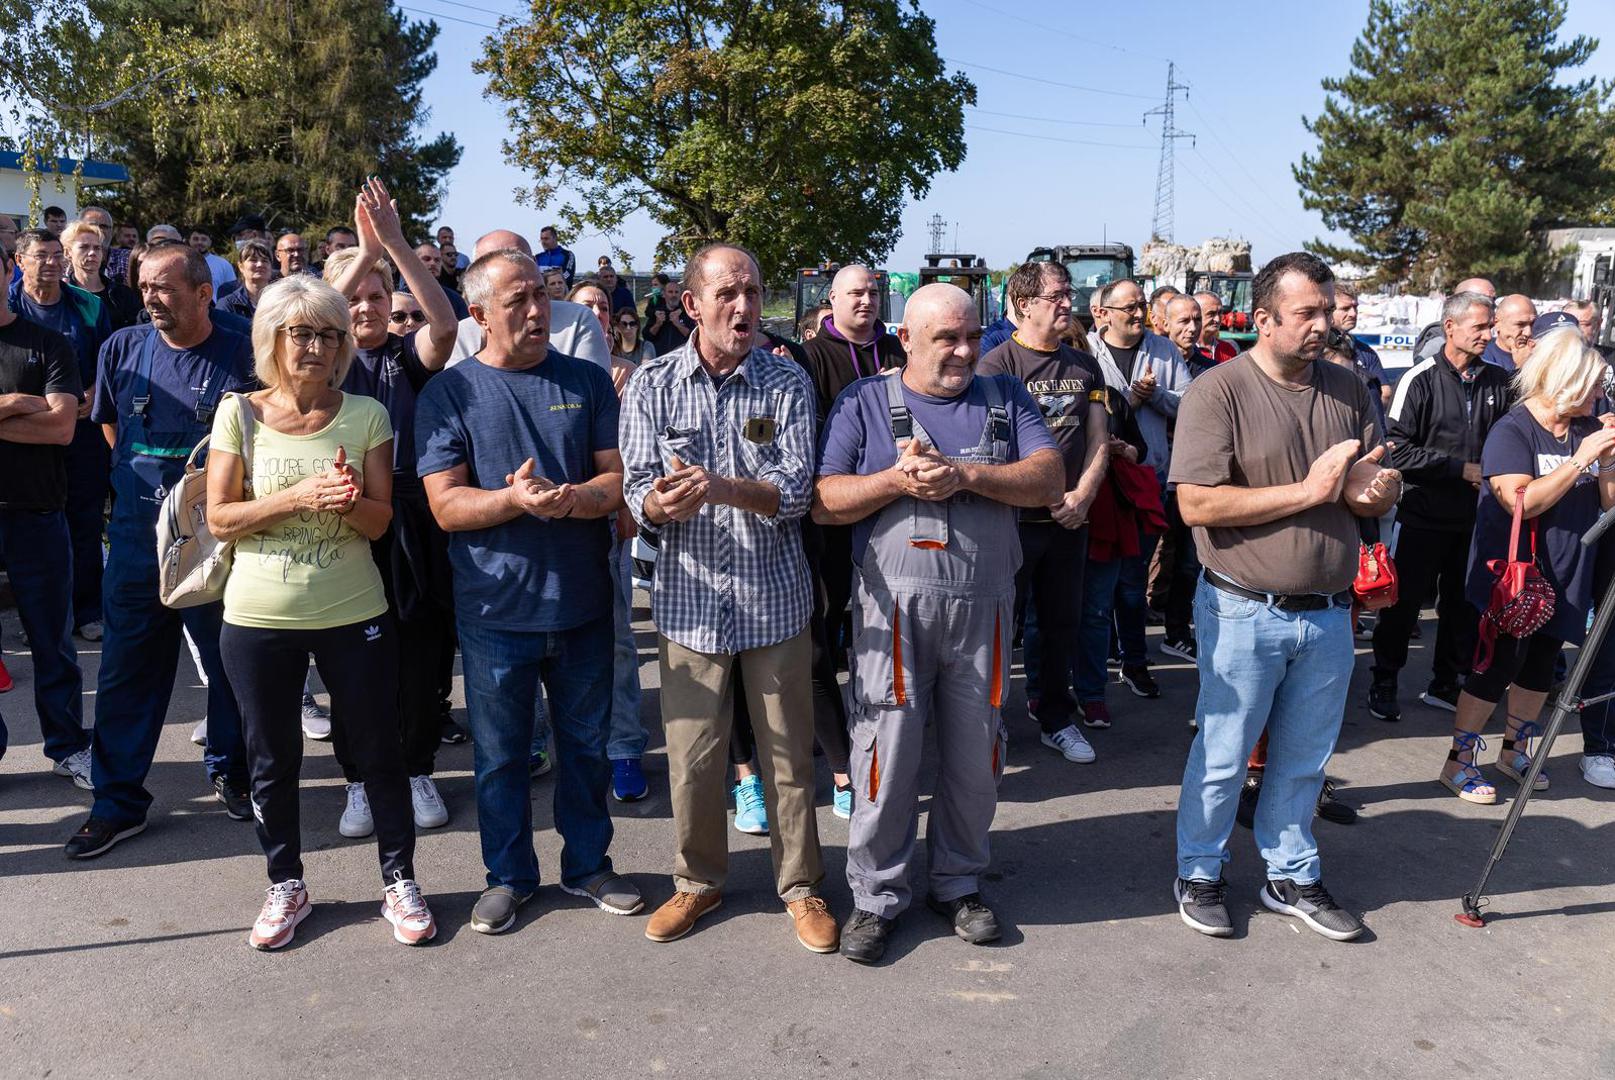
[1034,289,1074,305]
[389,310,428,325]
[280,325,347,349]
[618,318,639,328]
[1102,300,1146,314]
[278,246,307,255]
[24,251,64,263]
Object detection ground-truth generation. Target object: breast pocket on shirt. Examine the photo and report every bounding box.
[735,391,785,477]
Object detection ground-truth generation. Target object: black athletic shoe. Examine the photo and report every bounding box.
[213,775,252,821]
[1235,773,1262,830]
[1368,671,1401,722]
[64,815,147,859]
[1120,664,1160,699]
[1260,879,1364,941]
[1315,777,1358,825]
[1420,683,1460,712]
[1174,876,1232,937]
[1160,637,1197,662]
[840,909,893,964]
[927,892,1002,944]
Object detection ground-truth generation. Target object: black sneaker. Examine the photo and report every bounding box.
[1315,777,1357,825]
[1420,683,1459,712]
[840,909,893,964]
[1367,671,1400,722]
[1160,637,1197,662]
[1235,773,1261,830]
[926,892,1001,944]
[1119,664,1160,699]
[213,775,252,821]
[1174,876,1232,937]
[1260,879,1363,941]
[64,815,147,859]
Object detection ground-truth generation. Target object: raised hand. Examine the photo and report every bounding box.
[358,177,407,251]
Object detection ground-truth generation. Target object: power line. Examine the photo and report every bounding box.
[417,0,520,17]
[943,56,1157,100]
[397,4,499,30]
[966,124,1154,150]
[1183,96,1314,234]
[956,0,1172,63]
[968,106,1140,130]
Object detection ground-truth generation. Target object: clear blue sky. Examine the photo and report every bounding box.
[408,0,1615,274]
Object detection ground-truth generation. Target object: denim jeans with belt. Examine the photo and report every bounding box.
[459,613,615,894]
[1176,576,1354,884]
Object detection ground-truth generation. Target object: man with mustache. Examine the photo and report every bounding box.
[65,242,256,858]
[416,248,637,934]
[1170,252,1400,943]
[620,243,836,953]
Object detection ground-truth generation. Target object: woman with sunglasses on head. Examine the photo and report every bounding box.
[324,179,461,837]
[207,273,437,950]
[612,307,655,366]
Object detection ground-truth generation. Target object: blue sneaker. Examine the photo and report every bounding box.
[612,758,648,802]
[832,784,852,820]
[732,775,769,835]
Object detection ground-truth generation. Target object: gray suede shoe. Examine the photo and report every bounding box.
[470,886,533,935]
[561,871,644,916]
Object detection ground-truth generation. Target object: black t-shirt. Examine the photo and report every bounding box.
[341,332,432,486]
[1109,340,1142,381]
[977,336,1102,520]
[0,316,83,510]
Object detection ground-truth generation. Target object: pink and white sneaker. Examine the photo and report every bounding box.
[382,876,437,946]
[249,879,311,950]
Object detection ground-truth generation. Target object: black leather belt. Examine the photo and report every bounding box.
[1203,569,1350,612]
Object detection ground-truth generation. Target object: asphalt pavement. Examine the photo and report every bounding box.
[3,598,1613,1079]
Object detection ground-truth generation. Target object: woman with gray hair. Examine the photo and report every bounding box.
[1443,328,1615,803]
[206,273,436,950]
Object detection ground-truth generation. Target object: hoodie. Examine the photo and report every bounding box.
[798,315,906,424]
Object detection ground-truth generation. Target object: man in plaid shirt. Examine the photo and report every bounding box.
[620,243,837,955]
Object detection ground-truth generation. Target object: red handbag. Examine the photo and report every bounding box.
[1353,537,1399,610]
[1474,486,1557,673]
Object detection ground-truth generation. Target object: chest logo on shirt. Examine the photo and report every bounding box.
[1036,392,1078,416]
[549,401,582,411]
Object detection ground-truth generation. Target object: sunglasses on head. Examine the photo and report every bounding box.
[389,310,427,325]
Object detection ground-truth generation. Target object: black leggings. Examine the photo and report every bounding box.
[1464,632,1563,704]
[221,615,414,886]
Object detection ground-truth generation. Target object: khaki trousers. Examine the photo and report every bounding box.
[659,627,823,901]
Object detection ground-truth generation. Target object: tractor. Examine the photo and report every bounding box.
[918,253,994,325]
[1026,243,1135,328]
[1185,270,1257,347]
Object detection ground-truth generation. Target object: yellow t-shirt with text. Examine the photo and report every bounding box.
[212,392,392,629]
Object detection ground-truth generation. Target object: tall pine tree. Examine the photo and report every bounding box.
[1294,0,1615,289]
[43,1,460,241]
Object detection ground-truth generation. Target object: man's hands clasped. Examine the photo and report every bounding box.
[891,438,963,502]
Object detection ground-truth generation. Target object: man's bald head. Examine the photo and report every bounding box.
[898,284,981,399]
[475,229,532,260]
[1496,293,1537,353]
[829,264,880,340]
[1454,277,1497,300]
[905,282,976,331]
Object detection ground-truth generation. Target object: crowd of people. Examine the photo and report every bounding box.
[3,192,1614,960]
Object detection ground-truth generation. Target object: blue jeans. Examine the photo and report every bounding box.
[1075,538,1153,701]
[1177,577,1354,883]
[91,519,246,825]
[608,535,647,760]
[0,511,85,763]
[460,613,615,893]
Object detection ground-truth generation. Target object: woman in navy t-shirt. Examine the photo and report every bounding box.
[1443,329,1615,804]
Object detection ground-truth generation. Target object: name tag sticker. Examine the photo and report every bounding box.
[743,416,777,444]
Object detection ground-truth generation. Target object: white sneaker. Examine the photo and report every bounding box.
[382,876,437,945]
[300,694,332,740]
[339,782,374,838]
[1581,754,1615,789]
[1040,724,1096,763]
[410,774,449,828]
[249,879,311,950]
[52,747,93,790]
[191,718,208,746]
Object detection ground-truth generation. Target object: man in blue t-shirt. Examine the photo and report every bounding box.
[815,283,1064,964]
[415,248,638,933]
[64,243,257,861]
[10,228,113,640]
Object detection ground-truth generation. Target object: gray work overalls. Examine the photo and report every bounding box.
[845,372,1022,918]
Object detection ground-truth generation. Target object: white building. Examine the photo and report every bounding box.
[0,152,129,224]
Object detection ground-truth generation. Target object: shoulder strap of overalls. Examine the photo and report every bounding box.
[979,372,1010,460]
[884,368,936,448]
[194,339,231,425]
[131,328,155,418]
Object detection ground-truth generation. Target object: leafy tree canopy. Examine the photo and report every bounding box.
[477,0,975,279]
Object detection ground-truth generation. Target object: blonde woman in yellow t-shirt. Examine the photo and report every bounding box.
[205,273,437,951]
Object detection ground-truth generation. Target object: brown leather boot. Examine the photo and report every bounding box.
[645,890,722,942]
[786,895,839,953]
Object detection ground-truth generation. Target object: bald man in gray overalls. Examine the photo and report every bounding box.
[814,284,1064,964]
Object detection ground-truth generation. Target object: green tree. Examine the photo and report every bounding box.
[477,0,975,279]
[1294,0,1615,289]
[1,0,460,241]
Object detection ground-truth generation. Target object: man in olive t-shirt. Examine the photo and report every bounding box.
[1166,253,1400,944]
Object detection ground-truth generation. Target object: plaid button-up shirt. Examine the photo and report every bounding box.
[620,334,815,655]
